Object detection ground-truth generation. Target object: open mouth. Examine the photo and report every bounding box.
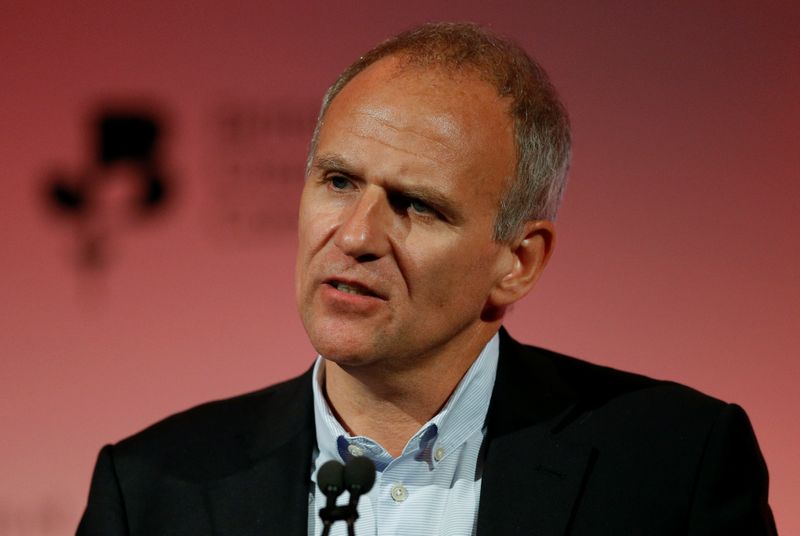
[327,280,379,298]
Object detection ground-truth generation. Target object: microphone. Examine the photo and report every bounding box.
[344,456,376,502]
[343,457,376,536]
[318,460,345,536]
[317,456,376,536]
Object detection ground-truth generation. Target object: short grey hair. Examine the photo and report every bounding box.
[306,22,571,242]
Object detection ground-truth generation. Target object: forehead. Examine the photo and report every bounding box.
[316,56,515,192]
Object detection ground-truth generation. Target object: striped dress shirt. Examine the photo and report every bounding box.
[308,333,499,536]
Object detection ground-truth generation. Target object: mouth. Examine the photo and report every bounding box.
[326,279,382,299]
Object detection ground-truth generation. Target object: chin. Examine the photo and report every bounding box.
[305,327,377,365]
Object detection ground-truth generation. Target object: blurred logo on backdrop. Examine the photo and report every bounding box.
[203,97,316,244]
[44,106,174,271]
[43,99,317,271]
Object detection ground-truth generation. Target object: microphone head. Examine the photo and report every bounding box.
[343,456,376,497]
[317,460,345,498]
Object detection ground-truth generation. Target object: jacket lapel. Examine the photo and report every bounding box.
[477,329,594,535]
[206,441,312,536]
[206,370,316,536]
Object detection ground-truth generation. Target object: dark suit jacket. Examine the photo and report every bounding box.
[77,330,777,535]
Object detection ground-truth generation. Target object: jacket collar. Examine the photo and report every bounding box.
[477,328,593,535]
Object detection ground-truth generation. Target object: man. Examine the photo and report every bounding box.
[78,23,776,535]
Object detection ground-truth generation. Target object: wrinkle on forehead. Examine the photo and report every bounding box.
[348,106,463,164]
[348,130,452,165]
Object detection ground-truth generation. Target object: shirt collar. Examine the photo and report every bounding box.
[312,332,499,472]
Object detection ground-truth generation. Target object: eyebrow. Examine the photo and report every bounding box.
[311,153,465,225]
[311,154,353,175]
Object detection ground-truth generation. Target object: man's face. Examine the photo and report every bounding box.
[295,57,517,371]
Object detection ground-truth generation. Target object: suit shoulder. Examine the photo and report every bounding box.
[501,331,727,419]
[111,370,312,479]
[550,346,724,410]
[501,335,738,461]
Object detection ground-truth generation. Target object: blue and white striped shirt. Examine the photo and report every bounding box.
[308,333,499,536]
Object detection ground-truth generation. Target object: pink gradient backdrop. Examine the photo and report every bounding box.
[1,2,797,534]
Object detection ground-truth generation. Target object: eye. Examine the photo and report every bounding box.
[392,193,440,220]
[327,174,352,191]
[408,198,432,215]
[387,192,442,221]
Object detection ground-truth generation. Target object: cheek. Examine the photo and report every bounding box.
[295,206,346,308]
[297,196,337,261]
[295,201,324,296]
[406,240,500,310]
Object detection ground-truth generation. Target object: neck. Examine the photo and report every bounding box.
[323,324,498,457]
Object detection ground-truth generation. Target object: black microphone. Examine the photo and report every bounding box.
[343,457,376,536]
[318,460,345,536]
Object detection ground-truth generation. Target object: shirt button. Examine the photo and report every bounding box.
[434,447,445,462]
[390,483,408,502]
[347,444,365,457]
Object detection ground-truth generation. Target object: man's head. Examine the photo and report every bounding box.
[295,23,568,370]
[307,22,571,242]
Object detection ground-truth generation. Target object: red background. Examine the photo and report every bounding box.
[2,2,797,534]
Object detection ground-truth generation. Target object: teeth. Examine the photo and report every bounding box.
[336,283,369,295]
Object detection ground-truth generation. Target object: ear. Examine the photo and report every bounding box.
[488,220,556,310]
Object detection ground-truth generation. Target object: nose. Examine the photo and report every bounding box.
[333,188,391,261]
